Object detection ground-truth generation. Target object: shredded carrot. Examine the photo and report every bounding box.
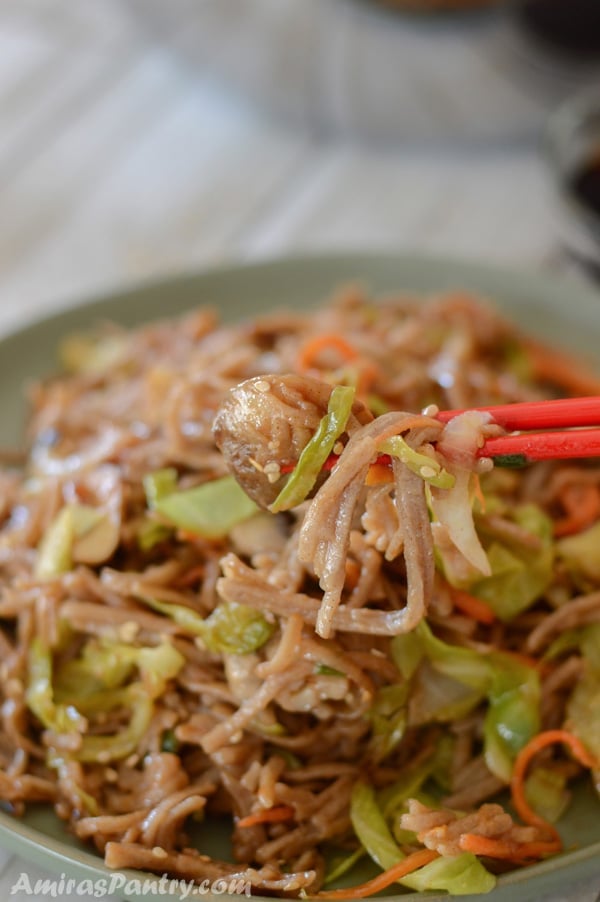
[365,462,393,486]
[449,587,496,625]
[344,559,361,591]
[511,730,598,835]
[355,359,383,396]
[314,849,440,899]
[553,481,600,537]
[472,473,486,513]
[177,529,207,545]
[526,339,600,396]
[459,833,561,861]
[297,334,358,372]
[236,805,295,829]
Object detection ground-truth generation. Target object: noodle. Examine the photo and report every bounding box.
[0,287,598,895]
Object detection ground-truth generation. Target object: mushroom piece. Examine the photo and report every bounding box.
[212,374,372,508]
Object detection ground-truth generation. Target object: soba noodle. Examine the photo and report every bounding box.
[0,287,598,896]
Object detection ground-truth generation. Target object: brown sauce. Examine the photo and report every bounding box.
[570,150,600,221]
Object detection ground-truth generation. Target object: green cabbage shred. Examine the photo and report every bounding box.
[269,384,356,513]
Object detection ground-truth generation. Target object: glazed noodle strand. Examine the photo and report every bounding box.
[0,287,598,896]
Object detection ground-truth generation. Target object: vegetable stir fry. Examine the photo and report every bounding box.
[0,287,598,896]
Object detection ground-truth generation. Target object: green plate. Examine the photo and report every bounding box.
[0,253,599,901]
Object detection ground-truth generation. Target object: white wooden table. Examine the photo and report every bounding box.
[0,1,598,900]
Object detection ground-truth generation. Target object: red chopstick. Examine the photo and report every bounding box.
[480,429,600,464]
[280,397,600,476]
[437,396,600,466]
[436,396,600,431]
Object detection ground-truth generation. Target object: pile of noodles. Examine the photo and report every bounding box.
[0,287,598,896]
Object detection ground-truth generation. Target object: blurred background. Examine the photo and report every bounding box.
[0,0,599,338]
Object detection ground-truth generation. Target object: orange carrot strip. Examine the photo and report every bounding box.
[356,360,383,396]
[177,529,208,545]
[526,340,600,396]
[365,462,394,486]
[314,849,440,899]
[459,833,561,861]
[511,730,598,835]
[553,482,600,537]
[344,559,361,591]
[297,335,358,372]
[236,805,295,829]
[458,834,515,859]
[472,473,486,513]
[449,588,496,625]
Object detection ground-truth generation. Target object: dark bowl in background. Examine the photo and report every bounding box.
[546,88,600,271]
[514,0,600,59]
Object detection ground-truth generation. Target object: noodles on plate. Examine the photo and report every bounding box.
[0,287,598,896]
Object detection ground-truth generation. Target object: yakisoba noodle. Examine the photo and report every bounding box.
[0,287,598,896]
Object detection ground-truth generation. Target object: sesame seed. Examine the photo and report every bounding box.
[118,621,139,642]
[263,461,281,484]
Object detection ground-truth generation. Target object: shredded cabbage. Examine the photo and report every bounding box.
[75,685,153,763]
[410,660,485,724]
[26,639,86,733]
[143,467,178,509]
[76,642,182,763]
[152,475,258,539]
[35,503,119,579]
[140,597,275,655]
[42,636,185,764]
[56,637,184,699]
[269,384,356,513]
[525,766,570,824]
[350,782,406,871]
[59,331,127,375]
[369,684,409,761]
[198,601,276,654]
[484,663,540,782]
[566,669,600,766]
[403,852,496,895]
[392,623,540,781]
[557,520,600,586]
[350,782,495,895]
[558,624,600,766]
[323,848,367,886]
[471,504,554,621]
[136,518,172,551]
[388,630,424,681]
[35,508,74,579]
[379,435,455,489]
